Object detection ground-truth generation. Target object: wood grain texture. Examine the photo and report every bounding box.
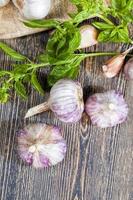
[0,0,74,39]
[0,25,133,200]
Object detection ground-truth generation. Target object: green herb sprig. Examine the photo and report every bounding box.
[0,42,119,103]
[70,0,133,43]
[0,0,133,103]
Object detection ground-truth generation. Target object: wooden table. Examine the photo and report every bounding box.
[0,30,133,200]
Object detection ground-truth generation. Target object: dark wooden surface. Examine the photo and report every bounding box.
[0,30,133,200]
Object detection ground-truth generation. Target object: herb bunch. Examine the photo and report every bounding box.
[70,0,133,43]
[0,0,133,103]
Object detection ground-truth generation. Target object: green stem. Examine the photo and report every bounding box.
[79,52,118,58]
[27,52,133,71]
[77,52,133,58]
[27,62,49,71]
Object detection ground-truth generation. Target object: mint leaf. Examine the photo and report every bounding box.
[15,82,27,99]
[48,55,85,86]
[0,42,27,61]
[31,71,44,95]
[0,85,9,103]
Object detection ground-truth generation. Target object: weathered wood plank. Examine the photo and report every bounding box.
[0,31,133,200]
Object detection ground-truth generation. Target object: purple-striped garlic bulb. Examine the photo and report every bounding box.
[17,123,67,168]
[124,58,133,80]
[25,79,84,123]
[85,90,128,128]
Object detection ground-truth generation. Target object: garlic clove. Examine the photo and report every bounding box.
[85,90,128,128]
[124,58,133,80]
[12,0,51,20]
[17,123,67,168]
[102,46,133,78]
[0,0,10,7]
[102,54,125,78]
[78,25,98,49]
[25,79,84,123]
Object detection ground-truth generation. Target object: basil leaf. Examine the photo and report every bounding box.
[73,10,95,24]
[98,30,112,42]
[126,0,133,10]
[0,92,9,103]
[0,42,27,61]
[38,54,49,63]
[114,28,131,43]
[56,37,67,55]
[31,72,44,95]
[24,19,60,29]
[15,82,27,99]
[93,22,114,30]
[48,64,79,86]
[0,70,11,77]
[68,29,81,52]
[48,55,85,86]
[111,0,123,9]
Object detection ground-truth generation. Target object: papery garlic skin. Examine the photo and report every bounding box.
[49,79,84,123]
[25,79,84,123]
[102,54,125,78]
[17,123,67,168]
[78,25,98,49]
[0,0,10,7]
[85,90,128,128]
[124,58,133,80]
[12,0,51,20]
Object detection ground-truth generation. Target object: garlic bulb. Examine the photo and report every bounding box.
[17,123,67,168]
[78,25,98,49]
[25,79,84,123]
[124,58,133,80]
[12,0,51,20]
[85,90,128,128]
[102,46,133,78]
[0,0,10,7]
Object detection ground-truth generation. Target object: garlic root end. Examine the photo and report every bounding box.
[25,102,49,118]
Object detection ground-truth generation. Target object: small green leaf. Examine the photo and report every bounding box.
[73,10,95,24]
[0,70,11,77]
[31,72,44,95]
[15,82,27,99]
[38,54,49,63]
[48,55,85,86]
[98,30,112,42]
[93,22,114,30]
[24,19,60,29]
[111,0,123,9]
[0,42,27,61]
[68,29,81,52]
[0,92,9,103]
